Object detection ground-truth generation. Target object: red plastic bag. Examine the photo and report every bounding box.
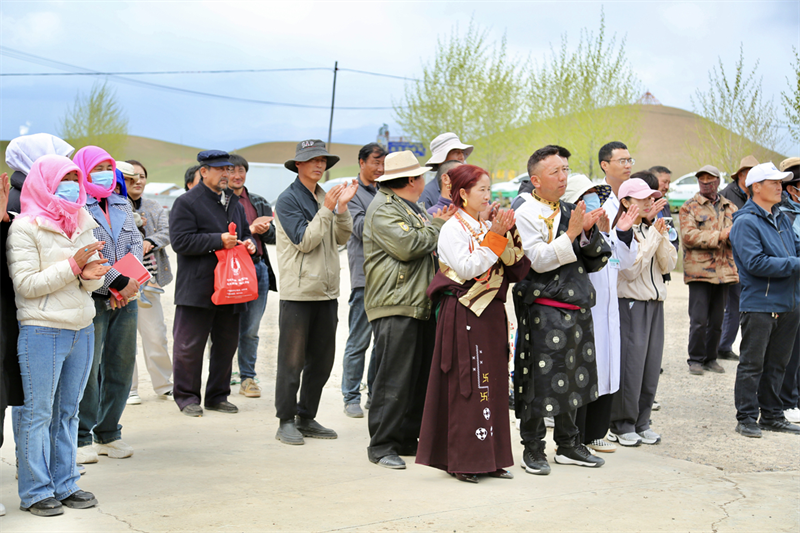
[211,222,258,305]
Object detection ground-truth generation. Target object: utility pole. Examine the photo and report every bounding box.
[325,60,338,182]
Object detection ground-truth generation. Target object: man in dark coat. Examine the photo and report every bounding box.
[716,155,758,361]
[514,145,611,476]
[169,150,256,417]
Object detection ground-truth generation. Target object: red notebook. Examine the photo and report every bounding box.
[109,253,152,300]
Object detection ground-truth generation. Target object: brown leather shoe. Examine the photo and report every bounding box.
[688,362,704,375]
[703,361,725,373]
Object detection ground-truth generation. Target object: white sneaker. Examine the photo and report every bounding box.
[95,440,134,459]
[127,392,142,405]
[544,417,555,428]
[587,439,617,453]
[77,444,99,464]
[607,431,642,447]
[0,502,6,516]
[784,408,800,423]
[638,428,662,445]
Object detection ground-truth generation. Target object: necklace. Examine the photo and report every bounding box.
[454,211,493,282]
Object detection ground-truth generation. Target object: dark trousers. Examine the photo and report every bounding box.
[735,308,800,423]
[576,393,614,444]
[367,315,435,461]
[719,282,741,353]
[779,326,800,410]
[520,410,579,451]
[274,300,337,421]
[172,304,240,410]
[687,282,729,366]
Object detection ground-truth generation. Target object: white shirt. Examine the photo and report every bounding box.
[516,196,577,273]
[437,210,499,280]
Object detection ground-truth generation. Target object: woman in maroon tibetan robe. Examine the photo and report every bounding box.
[416,164,531,482]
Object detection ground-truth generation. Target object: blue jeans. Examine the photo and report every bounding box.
[341,287,376,405]
[78,298,138,447]
[237,260,269,380]
[14,325,93,508]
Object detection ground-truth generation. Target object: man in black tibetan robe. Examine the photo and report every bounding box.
[514,145,612,475]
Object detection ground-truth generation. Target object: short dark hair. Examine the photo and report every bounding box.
[436,159,462,190]
[553,145,572,160]
[358,143,388,163]
[631,171,659,191]
[228,154,249,172]
[783,166,800,189]
[380,176,411,190]
[185,164,201,191]
[649,165,671,176]
[747,184,755,196]
[527,145,561,177]
[125,159,148,178]
[598,141,628,169]
[448,164,488,209]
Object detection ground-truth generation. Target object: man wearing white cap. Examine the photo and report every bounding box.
[420,133,473,209]
[362,150,454,469]
[730,162,800,437]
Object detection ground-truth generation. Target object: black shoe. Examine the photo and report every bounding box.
[758,417,800,434]
[718,350,739,361]
[365,396,372,410]
[275,419,304,445]
[735,421,762,438]
[20,497,63,517]
[521,448,550,475]
[555,443,605,467]
[295,417,337,439]
[372,454,406,469]
[181,403,203,417]
[60,490,98,509]
[206,401,238,413]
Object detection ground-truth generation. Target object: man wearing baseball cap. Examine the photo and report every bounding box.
[273,140,357,444]
[362,150,454,469]
[718,155,759,361]
[678,164,739,376]
[730,162,800,437]
[420,132,473,209]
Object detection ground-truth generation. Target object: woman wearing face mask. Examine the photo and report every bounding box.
[7,155,110,515]
[72,146,143,465]
[561,174,639,452]
[609,178,677,447]
[417,164,530,483]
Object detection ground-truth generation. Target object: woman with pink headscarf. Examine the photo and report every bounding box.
[7,154,109,515]
[72,146,143,465]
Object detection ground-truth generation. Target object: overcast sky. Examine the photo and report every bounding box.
[1,1,798,153]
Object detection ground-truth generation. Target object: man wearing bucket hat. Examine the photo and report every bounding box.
[679,164,738,376]
[362,150,455,469]
[273,140,357,445]
[730,162,800,437]
[717,155,759,361]
[420,133,473,209]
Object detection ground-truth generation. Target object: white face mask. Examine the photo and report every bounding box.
[582,192,601,211]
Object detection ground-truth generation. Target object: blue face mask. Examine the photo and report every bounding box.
[583,192,601,212]
[90,170,115,189]
[54,181,80,203]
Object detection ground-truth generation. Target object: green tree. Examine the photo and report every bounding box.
[690,46,781,175]
[523,11,642,179]
[59,80,129,158]
[393,20,526,176]
[782,47,800,145]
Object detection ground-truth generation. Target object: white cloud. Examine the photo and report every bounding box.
[0,10,64,49]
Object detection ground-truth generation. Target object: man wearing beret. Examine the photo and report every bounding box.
[169,150,257,417]
[273,140,357,444]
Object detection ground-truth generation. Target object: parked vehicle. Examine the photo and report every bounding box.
[667,172,728,212]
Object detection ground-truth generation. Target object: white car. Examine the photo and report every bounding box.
[667,173,727,212]
[321,177,357,192]
[491,174,527,201]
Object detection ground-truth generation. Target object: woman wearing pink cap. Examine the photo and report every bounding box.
[7,155,109,515]
[608,178,677,446]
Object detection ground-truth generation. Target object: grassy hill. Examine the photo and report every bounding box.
[2,105,787,187]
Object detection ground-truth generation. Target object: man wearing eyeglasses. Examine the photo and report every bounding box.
[169,150,257,417]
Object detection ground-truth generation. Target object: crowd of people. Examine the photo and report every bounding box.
[0,130,798,516]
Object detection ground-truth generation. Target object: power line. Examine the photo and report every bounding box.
[0,46,398,110]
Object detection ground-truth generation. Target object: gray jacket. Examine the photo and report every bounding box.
[133,196,173,287]
[346,176,378,289]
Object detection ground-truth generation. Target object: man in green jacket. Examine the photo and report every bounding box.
[363,150,454,469]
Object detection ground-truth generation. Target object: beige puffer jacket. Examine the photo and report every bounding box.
[7,209,104,330]
[618,223,678,301]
